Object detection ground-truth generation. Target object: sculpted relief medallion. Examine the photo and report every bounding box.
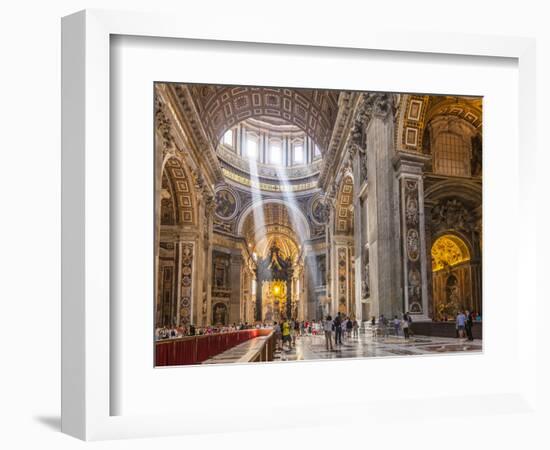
[214,187,239,220]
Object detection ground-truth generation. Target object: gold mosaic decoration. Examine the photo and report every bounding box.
[431,235,470,272]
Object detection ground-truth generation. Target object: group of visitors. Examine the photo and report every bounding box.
[455,310,476,341]
[272,318,301,351]
[155,321,258,340]
[322,313,359,351]
[368,313,414,339]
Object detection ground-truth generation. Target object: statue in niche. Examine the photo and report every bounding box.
[213,303,227,325]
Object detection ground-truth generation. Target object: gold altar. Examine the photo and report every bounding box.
[261,280,287,323]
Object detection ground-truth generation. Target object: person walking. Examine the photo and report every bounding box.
[352,318,359,339]
[456,310,467,339]
[393,315,401,337]
[346,317,353,339]
[323,315,334,351]
[402,313,410,339]
[282,318,291,350]
[274,321,282,350]
[292,318,300,346]
[465,310,474,341]
[334,313,343,345]
[405,311,414,337]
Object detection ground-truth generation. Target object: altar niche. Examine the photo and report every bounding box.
[255,243,294,322]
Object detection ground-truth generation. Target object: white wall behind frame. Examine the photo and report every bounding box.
[111,35,519,417]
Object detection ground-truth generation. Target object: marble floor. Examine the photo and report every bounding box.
[273,333,482,362]
[203,335,272,364]
[203,332,482,364]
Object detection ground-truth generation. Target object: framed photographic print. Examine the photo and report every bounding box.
[61,8,537,441]
[152,81,483,368]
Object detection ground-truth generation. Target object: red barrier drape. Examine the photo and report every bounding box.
[155,329,266,366]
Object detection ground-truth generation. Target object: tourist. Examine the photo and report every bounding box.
[393,316,401,337]
[293,319,300,346]
[346,317,353,339]
[465,310,474,341]
[323,315,334,351]
[274,321,282,349]
[334,313,343,345]
[402,313,410,339]
[456,310,467,339]
[371,316,376,326]
[282,319,291,350]
[352,318,359,338]
[405,311,414,337]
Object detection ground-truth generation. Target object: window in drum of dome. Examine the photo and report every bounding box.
[223,129,233,147]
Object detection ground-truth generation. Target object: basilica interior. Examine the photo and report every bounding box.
[154,83,482,333]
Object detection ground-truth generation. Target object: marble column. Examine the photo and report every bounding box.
[229,252,243,324]
[351,148,368,322]
[364,93,402,319]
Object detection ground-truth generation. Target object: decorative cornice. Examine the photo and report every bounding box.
[167,84,224,184]
[154,97,176,158]
[319,92,361,190]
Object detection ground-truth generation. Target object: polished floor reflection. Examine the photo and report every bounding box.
[274,334,482,362]
[203,332,482,364]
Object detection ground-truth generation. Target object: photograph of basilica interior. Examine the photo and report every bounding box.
[154,83,482,366]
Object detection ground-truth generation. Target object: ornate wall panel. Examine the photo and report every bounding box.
[337,247,348,314]
[157,242,176,326]
[401,178,423,314]
[179,243,194,325]
[335,176,354,234]
[164,157,196,225]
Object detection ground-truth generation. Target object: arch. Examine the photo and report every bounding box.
[334,174,354,234]
[430,233,476,320]
[236,198,311,241]
[431,234,471,272]
[254,233,300,262]
[395,94,482,154]
[424,179,482,206]
[162,156,198,226]
[160,170,177,225]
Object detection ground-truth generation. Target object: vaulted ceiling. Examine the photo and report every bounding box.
[187,85,340,154]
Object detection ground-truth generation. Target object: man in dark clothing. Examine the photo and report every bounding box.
[334,313,343,345]
[465,310,474,341]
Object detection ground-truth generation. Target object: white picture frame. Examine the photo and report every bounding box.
[61,9,537,441]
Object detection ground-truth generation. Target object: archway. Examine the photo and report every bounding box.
[156,155,199,328]
[431,234,473,321]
